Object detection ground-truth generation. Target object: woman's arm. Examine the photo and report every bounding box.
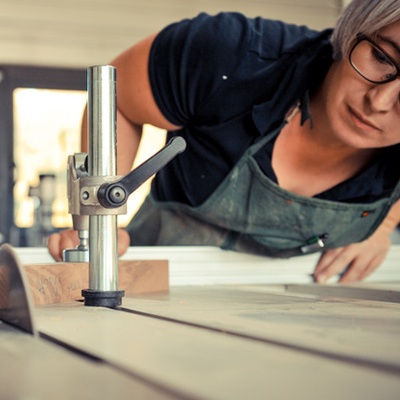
[48,33,181,261]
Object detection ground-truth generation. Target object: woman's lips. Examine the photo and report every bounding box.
[349,107,381,131]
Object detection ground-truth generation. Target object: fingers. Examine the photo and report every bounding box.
[313,237,390,284]
[47,233,63,262]
[47,230,80,262]
[48,228,131,262]
[313,247,350,284]
[339,252,384,283]
[117,228,131,257]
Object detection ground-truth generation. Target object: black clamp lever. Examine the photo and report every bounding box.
[97,136,186,209]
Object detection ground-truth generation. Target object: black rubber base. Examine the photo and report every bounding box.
[81,289,125,308]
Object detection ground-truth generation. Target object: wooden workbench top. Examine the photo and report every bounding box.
[30,283,400,400]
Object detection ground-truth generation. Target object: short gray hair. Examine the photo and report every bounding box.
[331,0,400,60]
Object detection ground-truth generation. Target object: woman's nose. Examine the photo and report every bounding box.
[366,78,400,112]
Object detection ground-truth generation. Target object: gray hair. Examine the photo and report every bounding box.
[331,0,400,60]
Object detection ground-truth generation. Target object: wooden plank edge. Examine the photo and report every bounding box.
[24,260,169,306]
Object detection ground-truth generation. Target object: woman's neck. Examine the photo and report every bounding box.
[271,111,378,197]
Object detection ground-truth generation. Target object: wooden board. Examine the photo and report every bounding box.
[24,260,168,306]
[14,245,400,285]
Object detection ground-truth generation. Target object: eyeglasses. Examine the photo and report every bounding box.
[349,33,400,84]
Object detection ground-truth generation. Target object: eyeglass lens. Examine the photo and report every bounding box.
[350,39,397,83]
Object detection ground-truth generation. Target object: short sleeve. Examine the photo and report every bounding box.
[148,12,253,126]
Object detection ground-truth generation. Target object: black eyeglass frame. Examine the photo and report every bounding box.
[349,33,400,84]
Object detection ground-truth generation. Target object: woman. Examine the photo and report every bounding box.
[49,0,400,283]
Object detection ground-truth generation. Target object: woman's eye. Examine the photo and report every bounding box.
[372,48,391,65]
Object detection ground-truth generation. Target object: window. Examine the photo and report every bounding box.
[0,65,166,247]
[0,65,86,246]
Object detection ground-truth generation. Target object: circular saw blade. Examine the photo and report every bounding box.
[0,244,36,335]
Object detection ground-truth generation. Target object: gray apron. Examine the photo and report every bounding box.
[127,124,400,258]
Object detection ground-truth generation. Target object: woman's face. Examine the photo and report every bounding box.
[317,20,400,150]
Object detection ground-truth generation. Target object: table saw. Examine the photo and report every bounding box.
[1,65,399,400]
[1,244,400,400]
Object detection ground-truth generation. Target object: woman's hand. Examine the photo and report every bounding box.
[313,227,392,284]
[314,200,400,284]
[48,228,131,262]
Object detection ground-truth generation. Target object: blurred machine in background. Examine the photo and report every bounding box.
[26,173,57,246]
[0,65,86,246]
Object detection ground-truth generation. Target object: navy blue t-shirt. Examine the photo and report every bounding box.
[148,12,399,206]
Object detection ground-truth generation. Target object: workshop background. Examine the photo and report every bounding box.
[0,0,351,247]
[0,0,349,67]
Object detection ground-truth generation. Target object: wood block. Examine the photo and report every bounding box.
[24,260,169,306]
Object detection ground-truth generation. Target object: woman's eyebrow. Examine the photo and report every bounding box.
[377,34,400,56]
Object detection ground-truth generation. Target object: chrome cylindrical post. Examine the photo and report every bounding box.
[82,65,124,307]
[88,65,117,290]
